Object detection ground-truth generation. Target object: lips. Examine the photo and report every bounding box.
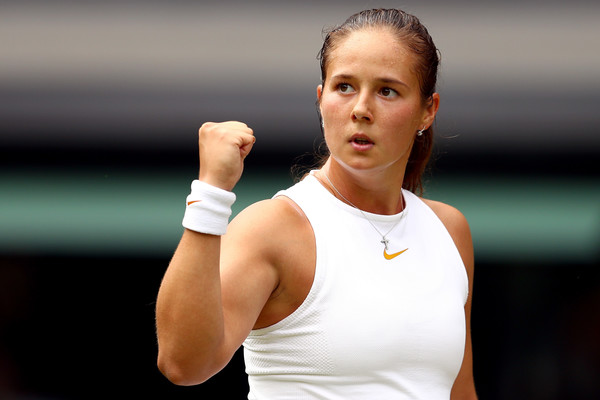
[349,133,374,151]
[350,134,374,145]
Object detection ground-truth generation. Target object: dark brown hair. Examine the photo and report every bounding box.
[314,8,440,195]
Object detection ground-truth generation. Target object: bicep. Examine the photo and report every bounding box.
[446,209,477,398]
[448,214,477,398]
[217,202,281,352]
[451,299,477,399]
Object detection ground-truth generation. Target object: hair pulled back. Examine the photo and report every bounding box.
[316,8,440,195]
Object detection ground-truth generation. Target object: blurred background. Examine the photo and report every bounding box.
[1,0,598,398]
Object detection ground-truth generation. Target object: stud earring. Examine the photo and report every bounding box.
[417,128,425,137]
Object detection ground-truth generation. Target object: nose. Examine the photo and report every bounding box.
[351,93,373,122]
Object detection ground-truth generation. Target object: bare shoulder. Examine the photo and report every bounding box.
[223,195,315,330]
[421,198,474,273]
[222,195,313,280]
[226,196,309,250]
[421,199,470,236]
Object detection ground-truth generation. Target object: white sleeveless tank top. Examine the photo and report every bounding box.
[243,173,468,399]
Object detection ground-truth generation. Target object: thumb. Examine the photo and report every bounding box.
[239,134,256,159]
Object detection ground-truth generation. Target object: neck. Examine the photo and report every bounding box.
[319,159,405,215]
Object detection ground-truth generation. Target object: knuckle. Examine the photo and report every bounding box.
[199,122,213,137]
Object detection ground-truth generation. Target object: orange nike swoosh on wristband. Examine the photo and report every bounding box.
[187,200,202,206]
[383,248,408,260]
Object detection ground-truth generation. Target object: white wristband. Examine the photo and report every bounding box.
[182,180,236,235]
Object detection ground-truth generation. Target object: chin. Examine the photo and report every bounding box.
[335,156,384,174]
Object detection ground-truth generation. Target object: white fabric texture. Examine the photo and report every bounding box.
[243,173,469,399]
[182,180,236,235]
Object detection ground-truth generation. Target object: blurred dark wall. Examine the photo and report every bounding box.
[1,1,599,399]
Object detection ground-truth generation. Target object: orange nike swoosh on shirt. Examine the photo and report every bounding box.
[187,200,202,206]
[383,248,408,260]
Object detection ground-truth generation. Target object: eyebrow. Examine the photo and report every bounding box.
[331,74,409,88]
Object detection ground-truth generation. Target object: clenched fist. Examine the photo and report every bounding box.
[197,121,256,191]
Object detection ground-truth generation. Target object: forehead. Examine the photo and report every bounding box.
[326,28,416,79]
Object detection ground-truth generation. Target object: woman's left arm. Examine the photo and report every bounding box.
[423,199,478,400]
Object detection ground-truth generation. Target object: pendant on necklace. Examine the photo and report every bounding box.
[322,172,408,260]
[381,237,390,250]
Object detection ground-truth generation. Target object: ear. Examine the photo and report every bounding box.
[421,92,440,129]
[316,84,324,118]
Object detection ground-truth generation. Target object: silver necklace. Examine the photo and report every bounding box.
[323,172,407,256]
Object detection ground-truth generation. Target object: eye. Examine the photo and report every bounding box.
[336,83,355,94]
[380,87,398,98]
